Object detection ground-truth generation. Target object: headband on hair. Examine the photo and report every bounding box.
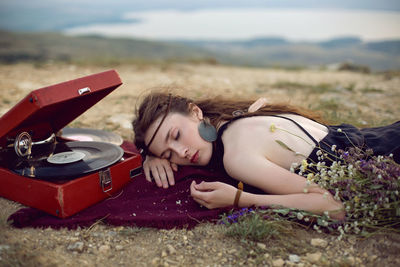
[140,94,172,156]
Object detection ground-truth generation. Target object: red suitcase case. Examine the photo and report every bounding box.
[0,70,142,218]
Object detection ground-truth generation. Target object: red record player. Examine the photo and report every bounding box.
[0,70,142,218]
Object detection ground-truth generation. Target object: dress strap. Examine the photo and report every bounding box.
[217,114,319,145]
[269,115,319,145]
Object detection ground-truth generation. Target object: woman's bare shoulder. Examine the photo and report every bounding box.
[221,117,272,156]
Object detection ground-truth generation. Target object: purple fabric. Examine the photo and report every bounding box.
[8,142,241,229]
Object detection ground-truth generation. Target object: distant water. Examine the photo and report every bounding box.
[65,8,400,41]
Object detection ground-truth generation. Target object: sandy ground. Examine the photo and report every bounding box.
[0,63,400,266]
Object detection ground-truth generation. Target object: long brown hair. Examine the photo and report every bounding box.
[132,90,323,152]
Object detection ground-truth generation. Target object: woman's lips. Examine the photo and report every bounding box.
[190,151,199,163]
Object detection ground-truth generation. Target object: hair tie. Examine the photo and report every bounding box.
[232,110,246,117]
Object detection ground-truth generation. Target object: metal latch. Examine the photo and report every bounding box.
[129,166,142,179]
[78,87,91,95]
[99,168,112,192]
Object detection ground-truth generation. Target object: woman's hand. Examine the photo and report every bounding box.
[248,97,268,113]
[143,155,178,188]
[190,181,237,209]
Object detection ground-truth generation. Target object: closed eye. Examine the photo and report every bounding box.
[175,131,180,140]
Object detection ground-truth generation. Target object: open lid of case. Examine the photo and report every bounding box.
[0,70,122,148]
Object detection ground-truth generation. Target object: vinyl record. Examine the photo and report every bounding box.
[13,141,124,180]
[61,128,123,146]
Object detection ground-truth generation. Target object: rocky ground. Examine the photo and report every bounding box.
[0,63,400,266]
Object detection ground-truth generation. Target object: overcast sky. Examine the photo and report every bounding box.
[0,0,399,41]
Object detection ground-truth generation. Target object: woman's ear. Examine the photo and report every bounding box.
[189,103,203,120]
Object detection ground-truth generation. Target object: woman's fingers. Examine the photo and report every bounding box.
[190,181,214,199]
[190,182,211,207]
[143,156,176,188]
[192,196,210,208]
[143,163,152,182]
[156,164,169,188]
[165,165,175,186]
[171,162,178,172]
[150,165,163,187]
[193,181,219,191]
[190,180,238,209]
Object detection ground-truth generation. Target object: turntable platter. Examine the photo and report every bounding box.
[13,141,124,180]
[62,128,123,146]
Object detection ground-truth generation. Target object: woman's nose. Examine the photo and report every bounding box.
[172,143,188,158]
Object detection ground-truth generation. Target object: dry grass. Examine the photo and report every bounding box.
[0,62,400,266]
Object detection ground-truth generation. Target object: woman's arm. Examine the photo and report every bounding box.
[190,180,345,220]
[190,151,345,220]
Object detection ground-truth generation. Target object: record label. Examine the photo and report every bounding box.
[47,151,86,164]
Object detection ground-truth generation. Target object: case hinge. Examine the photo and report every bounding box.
[99,168,112,193]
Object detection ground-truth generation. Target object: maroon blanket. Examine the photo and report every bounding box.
[8,142,248,229]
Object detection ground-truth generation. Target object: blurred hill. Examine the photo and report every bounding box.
[178,37,400,71]
[0,30,217,65]
[1,30,399,71]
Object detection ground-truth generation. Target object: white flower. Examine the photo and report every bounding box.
[331,145,337,152]
[316,162,322,171]
[369,211,374,216]
[297,213,304,220]
[337,128,343,133]
[348,164,353,171]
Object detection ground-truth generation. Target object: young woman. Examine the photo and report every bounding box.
[132,91,400,221]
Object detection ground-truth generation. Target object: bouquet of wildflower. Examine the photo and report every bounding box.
[300,145,400,238]
[221,125,400,240]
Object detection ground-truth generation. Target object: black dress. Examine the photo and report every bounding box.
[208,115,400,171]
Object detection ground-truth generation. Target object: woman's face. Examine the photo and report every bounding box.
[144,109,213,166]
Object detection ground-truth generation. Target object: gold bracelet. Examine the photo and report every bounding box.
[233,182,244,208]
